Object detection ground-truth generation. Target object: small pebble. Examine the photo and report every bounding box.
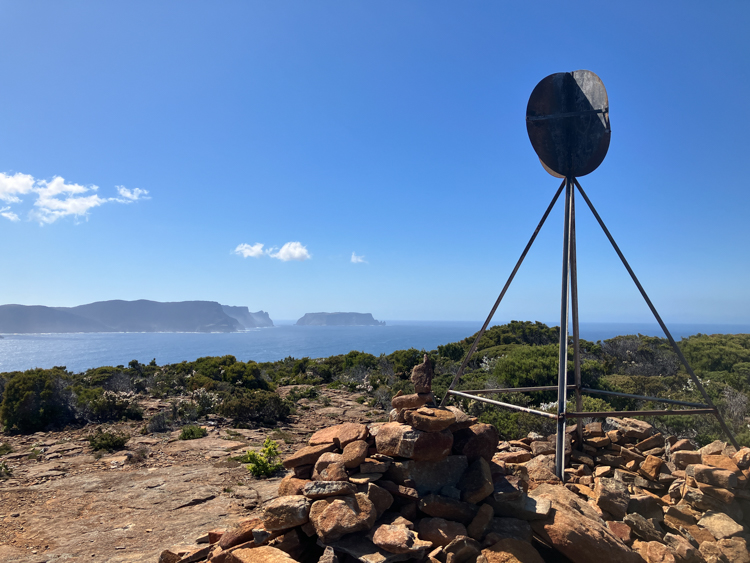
[10,512,20,517]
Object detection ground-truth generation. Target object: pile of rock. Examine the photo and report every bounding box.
[159,356,750,563]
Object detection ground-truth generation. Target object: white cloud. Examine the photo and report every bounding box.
[233,241,311,261]
[268,241,311,261]
[1,206,20,222]
[351,252,367,264]
[0,172,35,203]
[234,243,265,258]
[0,171,149,224]
[115,186,150,202]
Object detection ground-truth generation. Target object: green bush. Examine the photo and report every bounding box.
[179,424,208,440]
[75,388,143,422]
[236,437,283,478]
[147,412,172,433]
[87,430,130,451]
[219,390,291,425]
[0,368,75,432]
[0,442,13,455]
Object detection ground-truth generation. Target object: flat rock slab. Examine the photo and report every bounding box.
[163,438,246,453]
[324,535,413,563]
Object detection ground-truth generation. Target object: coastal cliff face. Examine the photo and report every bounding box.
[0,300,271,333]
[295,312,385,326]
[221,305,274,328]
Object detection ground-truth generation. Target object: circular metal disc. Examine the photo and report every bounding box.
[526,70,610,177]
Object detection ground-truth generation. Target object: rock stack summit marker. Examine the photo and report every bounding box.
[160,407,750,562]
[440,70,738,481]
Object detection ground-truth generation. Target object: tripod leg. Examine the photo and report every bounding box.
[570,189,583,446]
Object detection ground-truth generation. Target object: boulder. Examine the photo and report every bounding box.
[309,493,377,543]
[632,541,676,563]
[532,507,643,563]
[391,393,430,410]
[303,481,358,499]
[662,533,704,563]
[672,451,702,469]
[443,536,482,563]
[459,457,494,504]
[714,538,750,563]
[488,493,551,521]
[417,518,467,547]
[481,538,545,563]
[523,455,559,482]
[278,476,308,497]
[218,518,262,550]
[375,423,453,461]
[342,440,369,469]
[366,483,394,518]
[484,518,533,544]
[623,513,664,543]
[594,477,629,520]
[467,503,495,541]
[372,524,433,555]
[404,407,456,433]
[411,354,433,393]
[283,443,336,469]
[453,423,500,463]
[697,511,744,540]
[418,494,479,524]
[227,546,297,563]
[528,483,602,523]
[639,455,663,481]
[309,423,368,448]
[686,464,738,489]
[261,496,311,531]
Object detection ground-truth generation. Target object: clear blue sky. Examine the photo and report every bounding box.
[0,1,748,324]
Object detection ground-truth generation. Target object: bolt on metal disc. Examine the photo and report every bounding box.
[526,70,610,178]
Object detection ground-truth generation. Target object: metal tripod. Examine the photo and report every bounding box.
[440,177,739,480]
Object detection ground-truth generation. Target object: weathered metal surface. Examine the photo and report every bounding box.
[447,390,558,419]
[526,70,610,177]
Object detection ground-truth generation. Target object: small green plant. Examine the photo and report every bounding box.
[223,487,233,493]
[28,448,41,460]
[0,443,13,456]
[287,386,318,402]
[238,437,283,478]
[127,446,149,464]
[319,396,332,407]
[223,429,244,440]
[179,425,208,440]
[87,430,130,451]
[355,396,365,404]
[0,461,12,479]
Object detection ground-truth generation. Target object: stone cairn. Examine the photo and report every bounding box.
[161,356,750,563]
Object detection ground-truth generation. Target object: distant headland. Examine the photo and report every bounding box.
[0,300,274,333]
[295,312,385,326]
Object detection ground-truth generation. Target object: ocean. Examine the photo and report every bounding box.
[1,320,749,374]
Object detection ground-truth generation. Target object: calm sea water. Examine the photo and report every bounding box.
[1,320,749,374]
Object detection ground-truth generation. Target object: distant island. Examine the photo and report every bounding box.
[0,300,274,333]
[295,312,385,326]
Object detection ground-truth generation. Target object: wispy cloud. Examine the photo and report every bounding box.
[234,243,265,258]
[351,252,367,264]
[0,207,20,222]
[115,186,150,203]
[234,241,311,262]
[0,172,149,224]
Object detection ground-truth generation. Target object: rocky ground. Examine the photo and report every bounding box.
[0,387,382,563]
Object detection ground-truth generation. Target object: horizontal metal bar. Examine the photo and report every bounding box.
[447,390,558,419]
[459,386,574,394]
[581,388,709,408]
[565,409,716,418]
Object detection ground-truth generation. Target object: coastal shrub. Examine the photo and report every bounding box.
[147,412,172,433]
[179,424,208,440]
[219,389,291,425]
[287,386,318,402]
[75,388,143,422]
[87,430,130,451]
[0,442,12,455]
[237,437,283,478]
[0,368,75,433]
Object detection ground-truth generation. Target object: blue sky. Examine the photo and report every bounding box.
[0,1,748,324]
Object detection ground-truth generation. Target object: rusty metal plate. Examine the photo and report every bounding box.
[526,70,610,178]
